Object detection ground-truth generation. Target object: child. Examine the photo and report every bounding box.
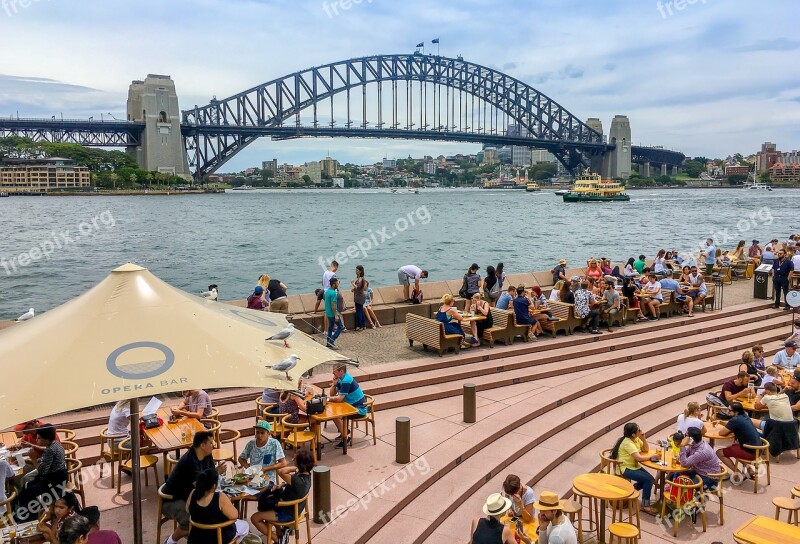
[38,492,81,544]
[788,320,800,343]
[364,286,382,328]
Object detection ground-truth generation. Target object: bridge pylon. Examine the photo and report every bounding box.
[127,75,191,179]
[605,115,631,180]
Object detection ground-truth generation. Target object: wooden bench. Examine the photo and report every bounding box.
[658,289,677,318]
[405,313,463,356]
[460,308,526,347]
[547,301,578,335]
[701,284,715,311]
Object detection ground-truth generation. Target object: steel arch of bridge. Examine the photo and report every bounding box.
[181,54,609,178]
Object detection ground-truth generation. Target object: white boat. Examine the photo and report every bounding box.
[231,185,254,191]
[743,182,772,191]
[554,189,570,196]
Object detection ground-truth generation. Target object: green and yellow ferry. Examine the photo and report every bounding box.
[562,171,630,202]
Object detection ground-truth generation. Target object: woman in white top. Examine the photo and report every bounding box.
[549,281,564,302]
[107,400,131,443]
[653,249,667,274]
[623,258,637,278]
[676,402,705,435]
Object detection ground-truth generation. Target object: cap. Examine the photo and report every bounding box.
[470,263,479,270]
[254,286,264,295]
[571,276,581,282]
[752,239,759,244]
[254,420,272,431]
[786,341,798,349]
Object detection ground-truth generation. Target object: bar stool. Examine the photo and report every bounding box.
[611,490,641,531]
[773,497,800,526]
[561,499,584,544]
[571,486,598,542]
[608,522,640,543]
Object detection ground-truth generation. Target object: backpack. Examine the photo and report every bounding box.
[665,474,697,508]
[488,281,501,300]
[411,289,424,304]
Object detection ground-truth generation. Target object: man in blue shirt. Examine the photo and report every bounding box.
[771,248,794,309]
[324,276,343,349]
[328,362,366,448]
[703,239,716,276]
[496,285,515,310]
[774,341,800,370]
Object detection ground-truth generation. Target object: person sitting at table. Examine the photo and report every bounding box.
[574,281,602,334]
[529,287,557,335]
[467,292,494,343]
[14,425,68,522]
[548,281,563,302]
[599,280,621,333]
[534,490,578,544]
[238,420,286,489]
[0,458,14,517]
[500,474,535,525]
[676,402,705,435]
[58,515,93,544]
[38,491,82,544]
[685,265,707,311]
[586,259,603,281]
[161,431,220,544]
[639,274,663,321]
[13,419,59,463]
[783,374,800,415]
[328,362,368,448]
[753,382,795,431]
[496,285,515,310]
[513,287,542,339]
[468,493,532,544]
[715,402,762,479]
[172,390,213,420]
[251,450,314,544]
[677,427,722,490]
[559,280,574,304]
[436,294,473,349]
[186,468,250,544]
[758,366,785,395]
[277,390,310,426]
[751,344,767,376]
[774,341,800,371]
[739,351,762,386]
[609,423,657,515]
[719,372,751,406]
[106,400,131,446]
[80,506,123,544]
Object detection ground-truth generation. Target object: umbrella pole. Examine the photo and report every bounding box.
[130,398,143,544]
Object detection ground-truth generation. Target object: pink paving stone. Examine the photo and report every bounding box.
[411,391,498,419]
[379,417,473,456]
[365,512,438,544]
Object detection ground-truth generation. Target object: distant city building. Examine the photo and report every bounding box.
[424,162,437,175]
[303,161,322,184]
[262,158,278,174]
[532,149,557,163]
[497,147,512,163]
[476,151,485,163]
[482,149,498,165]
[321,156,337,177]
[331,177,345,188]
[768,162,800,182]
[244,167,258,176]
[382,158,397,169]
[725,165,750,176]
[756,142,800,173]
[0,157,90,193]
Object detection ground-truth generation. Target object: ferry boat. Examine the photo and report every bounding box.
[562,171,630,202]
[231,185,254,191]
[482,167,527,190]
[0,191,9,197]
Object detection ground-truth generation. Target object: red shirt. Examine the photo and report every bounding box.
[89,531,123,544]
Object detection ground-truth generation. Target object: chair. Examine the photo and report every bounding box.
[263,490,312,544]
[61,440,79,460]
[156,484,177,544]
[737,438,771,493]
[773,497,800,526]
[65,458,86,507]
[611,490,641,531]
[201,419,234,465]
[165,452,180,477]
[561,499,584,544]
[571,486,598,542]
[117,438,160,494]
[706,465,729,525]
[660,476,706,537]
[256,396,274,423]
[189,518,236,544]
[99,428,128,487]
[56,428,76,441]
[218,428,241,461]
[282,416,318,463]
[348,395,376,446]
[599,448,621,475]
[608,522,639,543]
[263,410,290,444]
[208,407,220,422]
[0,490,17,527]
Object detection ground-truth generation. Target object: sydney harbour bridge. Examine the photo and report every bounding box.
[0,54,685,180]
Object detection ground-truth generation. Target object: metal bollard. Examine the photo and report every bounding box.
[312,465,331,524]
[463,383,476,423]
[396,416,411,464]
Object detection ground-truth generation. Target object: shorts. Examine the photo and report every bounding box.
[398,269,410,285]
[721,444,755,461]
[275,507,295,523]
[162,499,190,530]
[315,289,324,301]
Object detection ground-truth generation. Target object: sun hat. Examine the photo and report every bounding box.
[482,493,512,516]
[559,259,567,265]
[254,420,271,431]
[533,490,567,511]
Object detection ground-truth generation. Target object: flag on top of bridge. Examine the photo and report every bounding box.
[431,38,439,44]
[416,42,424,48]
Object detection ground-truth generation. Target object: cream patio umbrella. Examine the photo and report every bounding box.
[0,263,345,544]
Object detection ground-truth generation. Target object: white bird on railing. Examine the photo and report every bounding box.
[266,354,300,380]
[201,288,218,301]
[15,308,34,322]
[266,323,295,348]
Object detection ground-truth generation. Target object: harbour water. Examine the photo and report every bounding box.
[0,187,795,319]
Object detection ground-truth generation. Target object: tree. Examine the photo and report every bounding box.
[302,174,311,184]
[727,174,747,186]
[683,160,704,178]
[758,171,771,183]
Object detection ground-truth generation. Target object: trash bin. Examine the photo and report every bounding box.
[753,264,772,299]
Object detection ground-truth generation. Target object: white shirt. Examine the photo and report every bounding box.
[108,406,131,436]
[400,265,423,279]
[758,374,778,395]
[676,414,704,434]
[538,516,578,544]
[645,281,663,302]
[654,257,666,273]
[792,255,800,270]
[549,289,560,302]
[0,460,13,515]
[322,270,336,289]
[624,264,635,277]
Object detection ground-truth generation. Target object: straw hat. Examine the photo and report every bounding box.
[559,259,567,265]
[482,493,512,516]
[533,490,568,511]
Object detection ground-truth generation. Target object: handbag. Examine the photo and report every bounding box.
[458,275,468,299]
[305,394,326,416]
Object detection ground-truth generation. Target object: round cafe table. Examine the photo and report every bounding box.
[703,420,733,447]
[572,473,635,544]
[640,445,691,503]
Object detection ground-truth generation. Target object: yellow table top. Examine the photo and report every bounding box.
[572,473,635,501]
[500,513,538,543]
[704,420,733,441]
[640,447,691,474]
[734,515,800,543]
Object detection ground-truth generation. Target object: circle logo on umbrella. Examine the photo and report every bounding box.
[106,342,175,380]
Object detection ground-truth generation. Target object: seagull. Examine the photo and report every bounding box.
[201,288,218,301]
[15,308,34,322]
[266,354,300,380]
[266,323,295,348]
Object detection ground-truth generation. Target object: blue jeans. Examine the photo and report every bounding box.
[623,468,654,506]
[327,316,343,346]
[355,303,366,328]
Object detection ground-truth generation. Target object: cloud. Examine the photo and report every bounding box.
[734,38,800,52]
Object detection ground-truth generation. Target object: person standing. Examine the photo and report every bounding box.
[495,262,506,290]
[702,239,717,276]
[551,259,567,284]
[398,264,428,302]
[267,277,289,313]
[313,261,339,313]
[325,276,343,349]
[771,248,794,310]
[351,265,367,331]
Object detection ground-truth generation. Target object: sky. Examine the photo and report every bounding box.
[1,0,799,172]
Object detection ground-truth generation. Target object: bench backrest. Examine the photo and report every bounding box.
[548,301,573,320]
[490,308,510,329]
